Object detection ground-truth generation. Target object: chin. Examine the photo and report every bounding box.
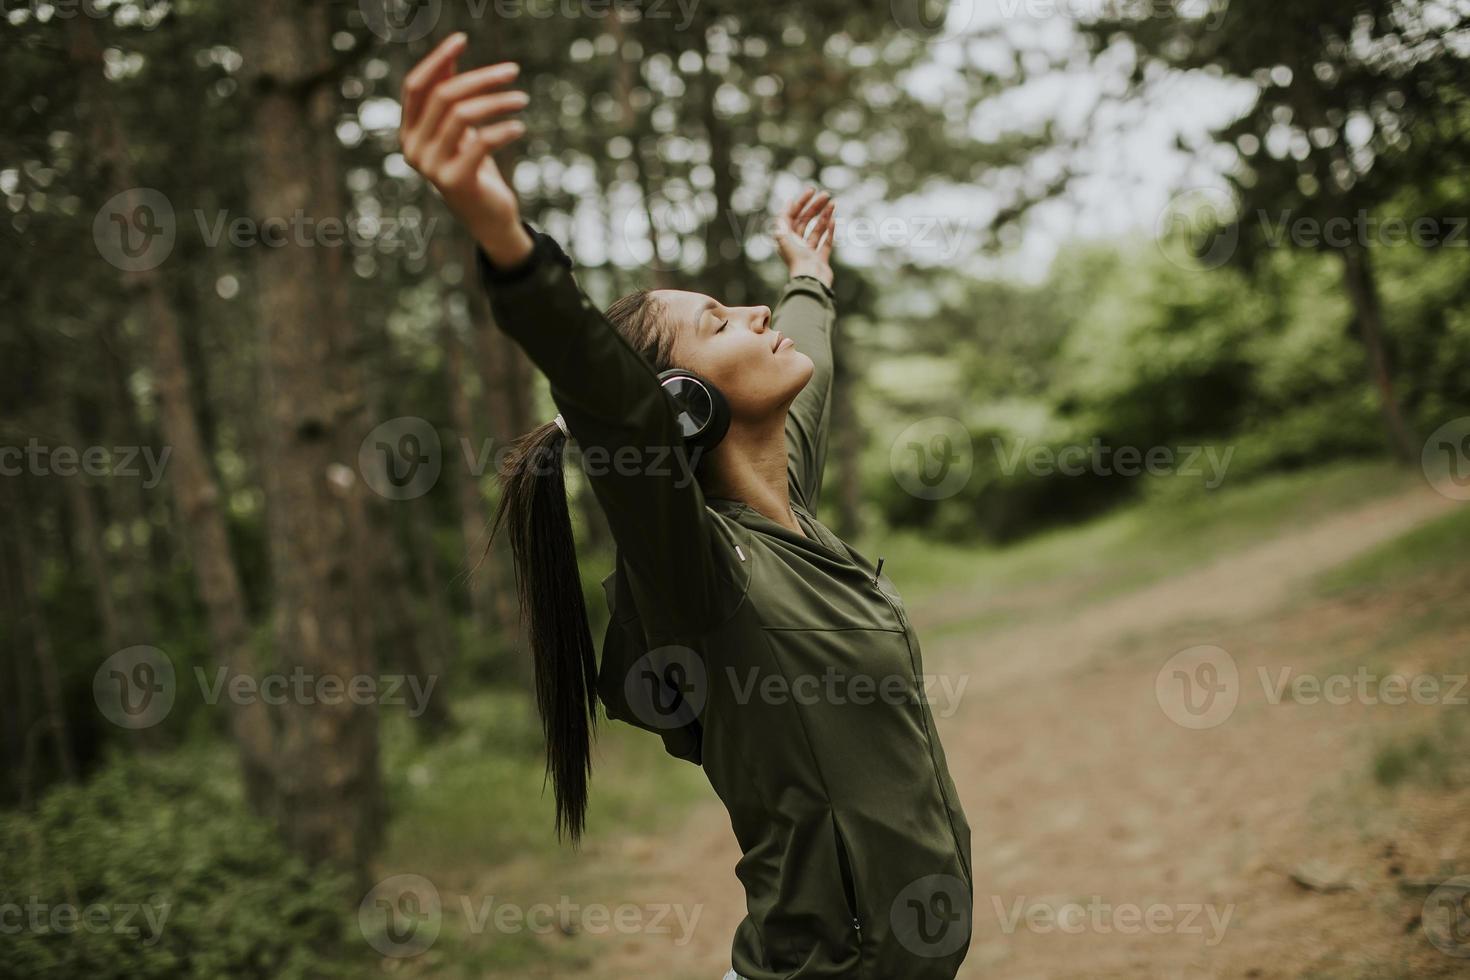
[792,350,816,384]
[775,353,816,403]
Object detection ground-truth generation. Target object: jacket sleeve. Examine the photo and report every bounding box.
[772,275,838,512]
[475,228,731,640]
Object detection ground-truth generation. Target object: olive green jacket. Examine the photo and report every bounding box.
[478,229,973,979]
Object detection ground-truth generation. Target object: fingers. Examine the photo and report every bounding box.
[414,61,521,152]
[784,186,815,224]
[478,118,528,153]
[807,199,835,248]
[423,90,529,172]
[441,120,526,185]
[793,187,831,238]
[401,33,467,134]
[818,215,836,260]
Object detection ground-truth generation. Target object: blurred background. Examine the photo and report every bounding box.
[3,1,1470,977]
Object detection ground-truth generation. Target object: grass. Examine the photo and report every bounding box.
[1315,503,1470,596]
[867,458,1417,638]
[376,691,712,976]
[380,691,710,877]
[1370,711,1470,789]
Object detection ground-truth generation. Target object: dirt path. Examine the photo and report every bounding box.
[574,487,1466,980]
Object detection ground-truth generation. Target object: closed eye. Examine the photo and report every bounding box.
[715,318,727,333]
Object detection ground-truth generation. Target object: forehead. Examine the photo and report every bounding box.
[651,288,718,322]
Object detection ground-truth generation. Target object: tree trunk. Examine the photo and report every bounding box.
[97,319,162,626]
[436,224,496,632]
[610,13,676,289]
[7,488,77,783]
[1338,242,1416,463]
[405,499,455,734]
[698,24,755,304]
[464,228,537,684]
[0,518,43,806]
[62,459,122,653]
[239,0,381,880]
[67,16,275,798]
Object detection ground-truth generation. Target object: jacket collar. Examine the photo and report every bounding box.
[705,496,850,566]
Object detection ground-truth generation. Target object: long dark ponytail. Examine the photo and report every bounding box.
[484,288,671,844]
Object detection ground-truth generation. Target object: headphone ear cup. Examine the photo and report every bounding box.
[658,369,730,452]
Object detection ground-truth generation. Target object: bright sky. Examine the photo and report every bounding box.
[872,0,1257,281]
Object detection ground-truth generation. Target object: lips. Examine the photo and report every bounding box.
[772,332,793,352]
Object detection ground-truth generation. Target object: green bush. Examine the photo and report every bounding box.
[0,750,354,980]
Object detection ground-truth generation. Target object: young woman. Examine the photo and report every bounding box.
[400,33,973,980]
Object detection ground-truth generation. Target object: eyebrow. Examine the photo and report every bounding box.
[699,298,720,334]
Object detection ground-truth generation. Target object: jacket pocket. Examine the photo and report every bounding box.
[829,812,864,940]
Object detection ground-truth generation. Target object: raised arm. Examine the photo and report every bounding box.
[475,234,730,637]
[772,188,838,511]
[400,34,729,638]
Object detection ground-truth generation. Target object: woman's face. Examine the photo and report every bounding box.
[655,289,814,422]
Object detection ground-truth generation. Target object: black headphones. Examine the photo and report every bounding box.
[657,368,730,454]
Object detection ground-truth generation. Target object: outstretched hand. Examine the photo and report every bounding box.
[399,32,533,268]
[774,187,836,288]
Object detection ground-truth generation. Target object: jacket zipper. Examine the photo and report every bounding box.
[870,561,973,886]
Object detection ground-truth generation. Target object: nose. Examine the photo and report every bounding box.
[753,306,771,331]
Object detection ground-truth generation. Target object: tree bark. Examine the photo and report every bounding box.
[238,0,381,880]
[67,16,275,798]
[1338,242,1417,462]
[610,13,676,290]
[436,225,496,632]
[7,493,77,784]
[405,499,455,734]
[698,24,755,305]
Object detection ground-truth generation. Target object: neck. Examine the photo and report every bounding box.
[699,413,802,536]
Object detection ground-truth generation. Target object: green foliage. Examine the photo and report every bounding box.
[1372,711,1470,789]
[870,231,1470,541]
[0,750,355,980]
[379,690,708,876]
